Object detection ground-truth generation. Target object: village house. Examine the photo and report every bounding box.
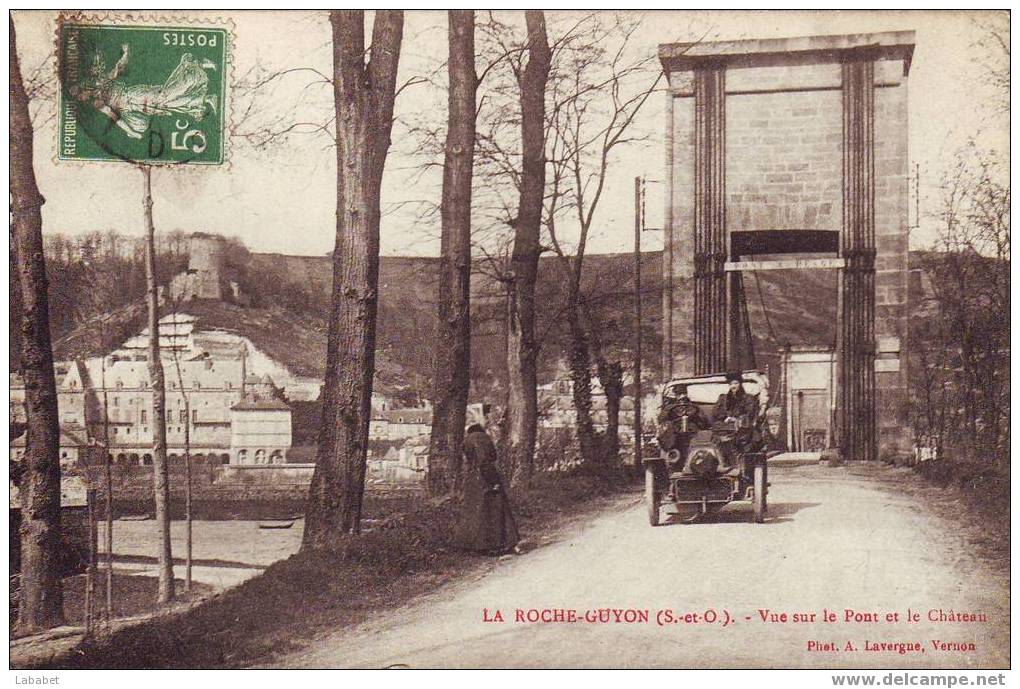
[366,434,428,486]
[10,420,88,471]
[10,349,292,466]
[230,392,292,465]
[369,405,433,441]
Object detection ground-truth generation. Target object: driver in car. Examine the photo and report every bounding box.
[656,384,710,459]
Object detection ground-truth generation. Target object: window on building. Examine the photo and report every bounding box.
[194,381,201,390]
[113,397,119,407]
[193,409,198,423]
[171,381,177,389]
[140,410,147,424]
[115,379,123,389]
[225,381,233,390]
[179,410,187,423]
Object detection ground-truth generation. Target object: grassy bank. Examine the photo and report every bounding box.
[911,456,1010,563]
[41,464,636,669]
[868,452,1009,567]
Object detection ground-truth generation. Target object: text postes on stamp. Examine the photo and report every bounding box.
[58,22,228,165]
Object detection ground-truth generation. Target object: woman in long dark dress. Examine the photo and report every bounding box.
[456,424,519,554]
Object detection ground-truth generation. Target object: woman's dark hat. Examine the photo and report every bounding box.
[726,371,743,384]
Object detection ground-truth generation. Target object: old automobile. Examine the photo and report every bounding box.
[643,370,776,525]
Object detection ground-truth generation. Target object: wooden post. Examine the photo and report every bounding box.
[141,164,175,603]
[85,488,98,633]
[184,395,192,592]
[633,177,643,468]
[100,356,113,618]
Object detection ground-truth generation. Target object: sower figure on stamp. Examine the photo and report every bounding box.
[72,45,218,140]
[455,424,520,555]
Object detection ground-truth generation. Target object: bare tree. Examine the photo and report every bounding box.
[971,12,1009,115]
[11,16,65,632]
[543,14,662,465]
[303,10,404,548]
[77,240,115,618]
[141,165,174,604]
[911,143,1009,465]
[427,11,477,495]
[502,11,552,485]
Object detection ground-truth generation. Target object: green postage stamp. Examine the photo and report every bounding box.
[58,20,228,165]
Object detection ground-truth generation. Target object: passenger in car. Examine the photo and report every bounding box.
[712,372,759,425]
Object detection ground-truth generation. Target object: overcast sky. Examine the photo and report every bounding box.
[13,10,1009,257]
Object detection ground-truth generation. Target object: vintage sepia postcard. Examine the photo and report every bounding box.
[8,8,1010,679]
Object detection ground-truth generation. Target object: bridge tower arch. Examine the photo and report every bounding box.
[660,32,914,461]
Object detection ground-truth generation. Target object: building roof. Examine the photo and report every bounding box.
[10,423,88,448]
[231,396,291,411]
[383,408,432,424]
[659,31,916,73]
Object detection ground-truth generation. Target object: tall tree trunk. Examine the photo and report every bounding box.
[428,10,476,496]
[506,11,551,486]
[303,10,404,549]
[565,290,599,464]
[141,165,174,604]
[584,302,622,464]
[11,16,65,632]
[595,357,623,462]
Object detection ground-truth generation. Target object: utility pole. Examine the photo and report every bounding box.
[84,487,97,633]
[99,334,113,618]
[141,164,174,604]
[633,177,643,469]
[634,177,664,469]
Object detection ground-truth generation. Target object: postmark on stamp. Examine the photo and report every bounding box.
[57,20,229,165]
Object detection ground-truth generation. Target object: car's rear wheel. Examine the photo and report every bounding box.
[753,464,766,523]
[645,466,660,527]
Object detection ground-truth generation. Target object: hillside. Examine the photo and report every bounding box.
[44,245,844,401]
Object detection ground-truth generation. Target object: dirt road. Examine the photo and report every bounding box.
[276,464,1009,669]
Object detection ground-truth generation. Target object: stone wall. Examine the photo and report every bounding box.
[76,462,418,515]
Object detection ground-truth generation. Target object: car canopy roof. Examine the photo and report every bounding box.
[661,370,769,407]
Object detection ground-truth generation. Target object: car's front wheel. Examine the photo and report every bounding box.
[645,466,660,527]
[753,464,766,524]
